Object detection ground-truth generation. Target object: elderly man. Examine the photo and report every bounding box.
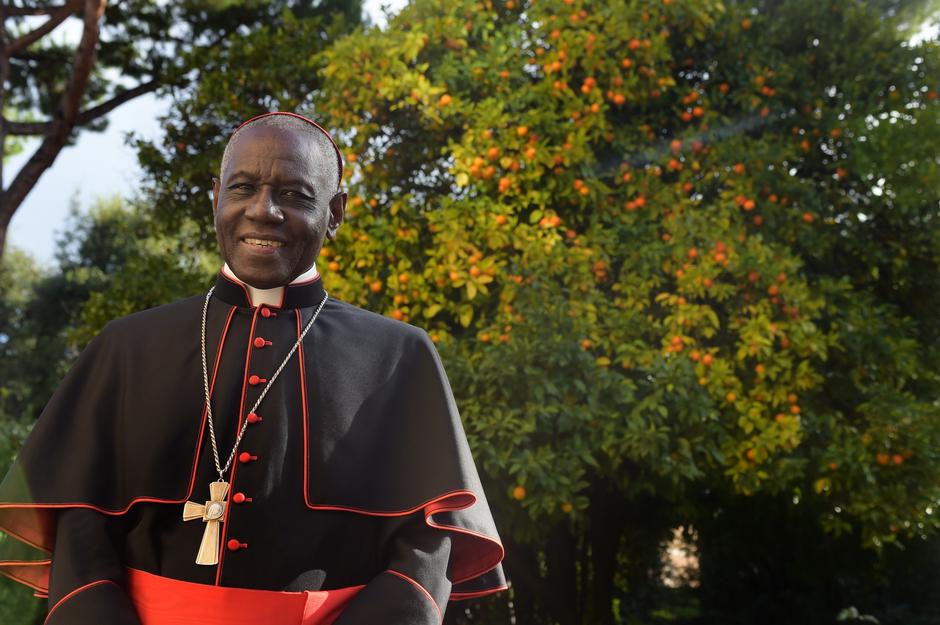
[0,112,506,624]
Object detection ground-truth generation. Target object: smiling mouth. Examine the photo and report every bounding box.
[242,237,285,248]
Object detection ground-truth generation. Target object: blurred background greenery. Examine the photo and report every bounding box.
[1,0,939,623]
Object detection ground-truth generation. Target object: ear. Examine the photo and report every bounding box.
[211,177,221,217]
[326,191,346,240]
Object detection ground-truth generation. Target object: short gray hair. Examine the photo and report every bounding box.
[220,114,342,191]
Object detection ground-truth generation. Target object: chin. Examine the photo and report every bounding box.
[229,259,292,289]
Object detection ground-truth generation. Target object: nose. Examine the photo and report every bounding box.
[245,186,284,222]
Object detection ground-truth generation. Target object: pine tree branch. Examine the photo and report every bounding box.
[4,0,81,56]
[4,5,72,16]
[4,78,160,135]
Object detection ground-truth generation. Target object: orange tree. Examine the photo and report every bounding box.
[308,0,940,622]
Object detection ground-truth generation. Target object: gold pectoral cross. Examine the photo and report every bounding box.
[182,481,229,565]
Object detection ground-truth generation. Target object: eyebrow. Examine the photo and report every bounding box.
[225,171,319,200]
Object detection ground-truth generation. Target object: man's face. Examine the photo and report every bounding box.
[212,124,345,289]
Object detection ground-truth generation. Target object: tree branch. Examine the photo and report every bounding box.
[0,0,106,255]
[4,78,160,135]
[4,5,72,16]
[5,0,81,56]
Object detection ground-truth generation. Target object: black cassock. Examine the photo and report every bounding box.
[0,271,506,624]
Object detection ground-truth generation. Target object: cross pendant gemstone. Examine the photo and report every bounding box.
[182,481,230,565]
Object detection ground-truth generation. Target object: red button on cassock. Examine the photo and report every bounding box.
[238,452,257,464]
[246,412,262,424]
[227,539,247,552]
[253,337,272,349]
[248,375,267,386]
[259,307,272,318]
[233,492,250,504]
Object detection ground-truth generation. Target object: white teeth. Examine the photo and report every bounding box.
[243,237,284,248]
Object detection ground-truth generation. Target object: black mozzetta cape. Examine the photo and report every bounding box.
[0,271,506,621]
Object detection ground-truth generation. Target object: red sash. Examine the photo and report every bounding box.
[125,567,364,625]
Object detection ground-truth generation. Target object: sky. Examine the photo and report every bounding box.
[6,0,409,267]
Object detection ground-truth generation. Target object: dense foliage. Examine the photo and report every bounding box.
[2,0,938,623]
[310,0,940,622]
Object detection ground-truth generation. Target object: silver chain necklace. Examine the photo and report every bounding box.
[199,285,329,482]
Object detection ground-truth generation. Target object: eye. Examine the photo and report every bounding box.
[228,183,254,193]
[282,189,313,202]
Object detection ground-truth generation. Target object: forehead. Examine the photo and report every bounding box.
[222,124,330,185]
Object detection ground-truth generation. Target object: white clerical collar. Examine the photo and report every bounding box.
[221,261,319,308]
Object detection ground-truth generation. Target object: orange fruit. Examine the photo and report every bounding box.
[513,485,526,500]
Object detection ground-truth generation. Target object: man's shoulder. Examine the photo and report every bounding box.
[325,298,432,348]
[97,293,206,339]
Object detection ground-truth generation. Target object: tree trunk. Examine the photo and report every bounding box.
[545,521,580,625]
[501,534,545,624]
[587,483,626,625]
